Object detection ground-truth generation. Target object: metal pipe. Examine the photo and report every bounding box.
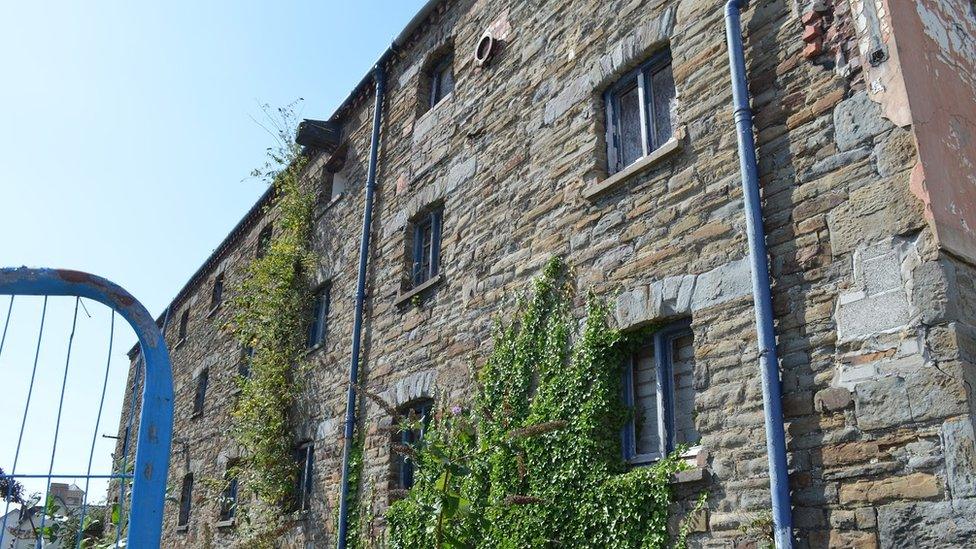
[336,63,385,549]
[723,1,793,547]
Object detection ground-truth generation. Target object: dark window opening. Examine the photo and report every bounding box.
[256,225,273,259]
[238,345,254,380]
[410,208,443,288]
[395,399,433,490]
[307,284,330,349]
[218,462,238,523]
[621,320,697,465]
[192,368,209,417]
[211,273,224,310]
[291,442,314,513]
[177,473,193,527]
[177,310,189,343]
[605,50,676,174]
[427,55,455,110]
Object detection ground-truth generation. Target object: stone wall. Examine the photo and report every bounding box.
[113,0,976,547]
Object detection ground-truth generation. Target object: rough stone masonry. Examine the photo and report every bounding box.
[114,0,976,547]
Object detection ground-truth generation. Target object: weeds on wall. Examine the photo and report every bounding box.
[385,257,695,548]
[229,101,315,545]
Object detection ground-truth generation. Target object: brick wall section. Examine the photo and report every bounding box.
[113,0,976,547]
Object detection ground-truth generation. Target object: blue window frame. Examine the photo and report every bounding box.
[428,55,455,109]
[396,399,433,489]
[621,319,695,464]
[412,208,443,288]
[218,461,238,523]
[604,50,676,174]
[292,441,314,513]
[307,284,330,349]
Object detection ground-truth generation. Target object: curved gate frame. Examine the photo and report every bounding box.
[0,267,174,548]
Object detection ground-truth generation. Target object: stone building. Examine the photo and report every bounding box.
[115,0,976,547]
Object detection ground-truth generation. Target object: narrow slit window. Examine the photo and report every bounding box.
[177,310,189,343]
[411,208,443,288]
[238,345,254,380]
[307,284,330,349]
[605,50,676,174]
[256,225,273,259]
[177,473,193,527]
[292,442,314,513]
[192,368,208,417]
[218,462,238,523]
[211,273,224,309]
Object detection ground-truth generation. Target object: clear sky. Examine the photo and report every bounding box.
[0,0,426,509]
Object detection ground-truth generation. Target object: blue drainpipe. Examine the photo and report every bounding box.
[336,61,386,549]
[724,1,793,547]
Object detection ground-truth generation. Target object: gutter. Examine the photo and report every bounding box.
[724,1,794,547]
[335,63,386,549]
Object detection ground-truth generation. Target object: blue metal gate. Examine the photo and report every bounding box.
[0,267,173,548]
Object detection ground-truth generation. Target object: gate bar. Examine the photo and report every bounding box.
[0,267,174,548]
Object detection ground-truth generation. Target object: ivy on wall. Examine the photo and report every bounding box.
[385,257,697,548]
[229,103,315,546]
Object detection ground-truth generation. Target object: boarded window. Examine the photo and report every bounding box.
[177,473,193,527]
[395,399,433,490]
[605,49,676,174]
[307,284,330,349]
[622,320,697,464]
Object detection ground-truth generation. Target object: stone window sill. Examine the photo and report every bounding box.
[395,273,444,307]
[173,339,186,351]
[215,518,235,529]
[190,410,203,420]
[207,304,221,318]
[583,131,685,200]
[176,524,189,533]
[305,341,327,357]
[672,467,709,485]
[316,192,345,220]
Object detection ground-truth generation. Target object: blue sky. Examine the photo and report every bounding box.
[0,0,425,506]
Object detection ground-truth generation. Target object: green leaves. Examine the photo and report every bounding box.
[387,258,689,548]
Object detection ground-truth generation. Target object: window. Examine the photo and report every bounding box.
[291,442,314,513]
[238,345,254,380]
[218,462,238,523]
[323,169,348,203]
[621,320,697,464]
[410,208,443,288]
[395,399,433,490]
[192,368,208,417]
[605,50,676,174]
[177,473,193,527]
[211,273,224,310]
[256,224,273,259]
[427,55,455,110]
[307,284,330,349]
[177,310,189,343]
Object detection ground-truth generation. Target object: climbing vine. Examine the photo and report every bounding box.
[229,101,315,545]
[385,257,695,548]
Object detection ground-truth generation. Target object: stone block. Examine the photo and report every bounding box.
[815,387,853,412]
[942,417,976,499]
[878,499,976,548]
[827,178,925,257]
[838,473,941,504]
[854,376,913,430]
[874,127,917,177]
[833,92,894,151]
